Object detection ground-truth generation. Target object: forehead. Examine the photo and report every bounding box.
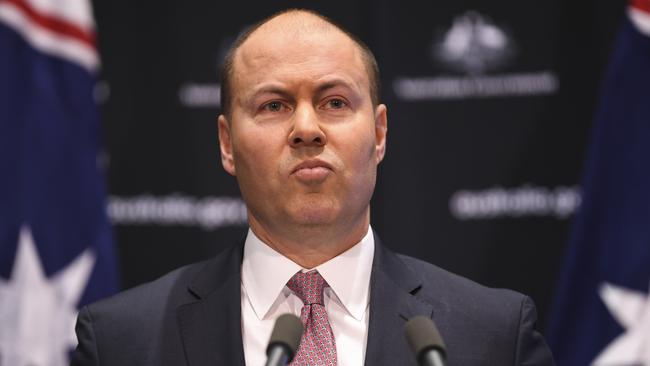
[231,15,369,95]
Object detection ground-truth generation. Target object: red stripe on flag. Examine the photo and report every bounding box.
[631,0,650,14]
[0,0,95,48]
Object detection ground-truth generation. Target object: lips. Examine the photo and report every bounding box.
[291,159,333,182]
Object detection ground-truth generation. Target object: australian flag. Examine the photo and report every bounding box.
[0,0,119,365]
[547,0,650,365]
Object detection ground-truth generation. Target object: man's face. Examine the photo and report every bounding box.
[218,20,387,235]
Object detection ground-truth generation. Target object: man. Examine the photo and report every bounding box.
[72,9,555,366]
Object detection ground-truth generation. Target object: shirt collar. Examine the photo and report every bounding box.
[241,226,375,321]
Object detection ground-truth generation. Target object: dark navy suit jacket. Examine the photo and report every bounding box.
[71,235,555,365]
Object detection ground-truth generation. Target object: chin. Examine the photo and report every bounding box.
[287,199,339,226]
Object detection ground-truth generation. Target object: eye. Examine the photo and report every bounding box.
[324,98,347,110]
[262,101,287,112]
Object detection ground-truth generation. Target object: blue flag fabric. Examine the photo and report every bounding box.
[547,6,650,366]
[0,0,119,365]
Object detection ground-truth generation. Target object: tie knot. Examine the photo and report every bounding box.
[286,270,328,305]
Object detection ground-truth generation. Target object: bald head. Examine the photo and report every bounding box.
[253,9,336,35]
[219,9,380,117]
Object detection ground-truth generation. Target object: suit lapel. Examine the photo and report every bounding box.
[174,234,436,366]
[176,244,246,366]
[364,235,434,366]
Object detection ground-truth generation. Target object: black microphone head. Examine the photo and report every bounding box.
[404,315,447,359]
[266,313,303,361]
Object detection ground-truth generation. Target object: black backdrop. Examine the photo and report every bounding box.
[92,0,626,331]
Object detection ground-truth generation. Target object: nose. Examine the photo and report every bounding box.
[288,104,327,148]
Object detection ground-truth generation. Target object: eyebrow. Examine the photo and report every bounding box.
[249,84,293,100]
[314,78,359,95]
[247,77,361,103]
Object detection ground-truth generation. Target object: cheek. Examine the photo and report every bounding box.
[329,122,378,191]
[344,124,377,168]
[232,126,285,181]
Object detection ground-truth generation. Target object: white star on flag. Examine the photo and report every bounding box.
[592,281,650,365]
[0,226,95,366]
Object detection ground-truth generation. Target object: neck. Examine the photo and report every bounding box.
[248,211,370,269]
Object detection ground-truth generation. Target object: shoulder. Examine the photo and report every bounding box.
[87,259,208,318]
[389,252,527,330]
[72,260,211,365]
[86,241,242,319]
[78,259,211,351]
[82,242,242,335]
[72,243,244,365]
[398,253,526,307]
[391,254,554,365]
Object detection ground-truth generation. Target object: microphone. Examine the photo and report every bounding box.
[404,315,447,366]
[265,313,303,366]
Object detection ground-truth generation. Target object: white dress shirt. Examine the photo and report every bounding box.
[241,226,375,366]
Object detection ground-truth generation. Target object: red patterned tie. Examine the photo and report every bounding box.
[286,270,337,365]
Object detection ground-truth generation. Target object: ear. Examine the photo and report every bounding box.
[218,115,236,176]
[374,104,388,164]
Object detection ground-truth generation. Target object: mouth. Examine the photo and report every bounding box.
[291,159,333,182]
